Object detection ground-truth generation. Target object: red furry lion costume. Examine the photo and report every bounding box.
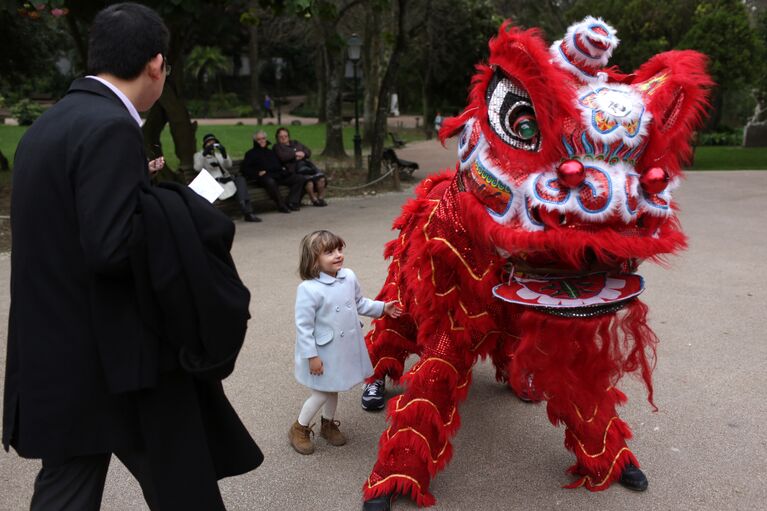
[361,17,712,509]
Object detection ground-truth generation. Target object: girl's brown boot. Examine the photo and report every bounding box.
[289,421,315,454]
[320,417,347,446]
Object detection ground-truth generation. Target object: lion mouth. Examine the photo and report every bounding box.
[492,269,644,317]
[526,203,664,237]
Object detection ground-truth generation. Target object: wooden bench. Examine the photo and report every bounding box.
[388,132,406,148]
[382,147,418,180]
[212,159,294,215]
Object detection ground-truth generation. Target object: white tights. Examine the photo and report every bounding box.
[298,390,338,426]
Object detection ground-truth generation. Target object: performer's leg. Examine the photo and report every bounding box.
[30,454,111,511]
[366,313,418,383]
[512,308,651,491]
[364,337,472,507]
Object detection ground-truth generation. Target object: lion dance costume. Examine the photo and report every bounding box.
[362,17,712,507]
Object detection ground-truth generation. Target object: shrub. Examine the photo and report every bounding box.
[698,127,742,146]
[11,99,44,126]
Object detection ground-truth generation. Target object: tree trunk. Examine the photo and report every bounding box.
[248,1,262,118]
[369,0,409,180]
[316,51,327,123]
[66,15,88,73]
[362,3,382,145]
[143,46,197,183]
[421,0,434,137]
[314,15,347,158]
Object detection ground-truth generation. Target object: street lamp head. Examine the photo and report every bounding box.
[347,34,362,62]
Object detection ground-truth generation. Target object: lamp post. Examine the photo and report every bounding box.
[273,57,285,125]
[347,34,362,170]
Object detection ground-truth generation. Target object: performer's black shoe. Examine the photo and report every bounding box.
[361,379,386,411]
[362,494,393,511]
[243,212,262,222]
[288,202,301,211]
[619,463,648,491]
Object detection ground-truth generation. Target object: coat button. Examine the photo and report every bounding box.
[340,331,345,337]
[335,306,340,312]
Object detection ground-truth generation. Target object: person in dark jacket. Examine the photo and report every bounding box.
[274,127,328,207]
[3,4,262,510]
[241,130,306,212]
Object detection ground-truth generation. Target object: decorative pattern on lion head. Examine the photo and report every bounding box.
[440,16,713,273]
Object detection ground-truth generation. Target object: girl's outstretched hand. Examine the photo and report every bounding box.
[384,301,403,318]
[309,356,324,376]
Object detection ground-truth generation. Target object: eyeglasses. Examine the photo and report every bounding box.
[255,137,267,141]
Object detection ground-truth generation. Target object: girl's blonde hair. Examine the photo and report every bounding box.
[299,230,346,280]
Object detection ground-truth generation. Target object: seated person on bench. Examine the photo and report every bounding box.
[242,130,306,213]
[274,127,328,207]
[193,133,261,222]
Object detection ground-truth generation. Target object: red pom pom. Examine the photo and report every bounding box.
[640,167,669,194]
[557,159,586,188]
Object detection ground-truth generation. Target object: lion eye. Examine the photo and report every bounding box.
[486,70,540,151]
[512,114,538,140]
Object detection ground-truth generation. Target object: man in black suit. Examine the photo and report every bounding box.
[3,4,262,510]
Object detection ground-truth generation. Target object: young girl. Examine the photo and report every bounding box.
[290,230,401,454]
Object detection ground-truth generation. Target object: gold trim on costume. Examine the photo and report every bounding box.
[572,416,619,458]
[385,426,450,462]
[574,403,599,423]
[470,330,503,351]
[373,356,402,372]
[458,301,489,318]
[573,447,632,489]
[448,312,465,331]
[423,203,491,282]
[393,395,457,427]
[367,473,423,491]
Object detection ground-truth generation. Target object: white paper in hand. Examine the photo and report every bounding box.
[188,168,225,203]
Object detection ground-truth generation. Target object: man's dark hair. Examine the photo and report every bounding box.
[87,3,169,80]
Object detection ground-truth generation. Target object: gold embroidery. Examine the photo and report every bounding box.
[448,312,465,331]
[367,473,424,491]
[470,330,503,351]
[385,426,450,462]
[458,301,489,318]
[423,203,491,282]
[409,357,470,389]
[432,238,491,281]
[392,395,457,427]
[373,356,402,372]
[574,403,599,423]
[382,329,410,341]
[413,357,459,376]
[572,417,619,458]
[578,447,632,489]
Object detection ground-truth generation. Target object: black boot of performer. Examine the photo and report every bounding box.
[362,494,393,511]
[619,463,649,491]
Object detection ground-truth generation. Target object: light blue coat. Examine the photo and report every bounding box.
[294,268,384,392]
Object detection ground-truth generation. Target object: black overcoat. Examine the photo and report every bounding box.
[3,79,262,506]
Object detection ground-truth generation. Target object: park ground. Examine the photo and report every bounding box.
[0,139,766,510]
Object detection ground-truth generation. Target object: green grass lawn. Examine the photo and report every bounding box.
[689,146,767,170]
[1,124,764,171]
[0,123,426,171]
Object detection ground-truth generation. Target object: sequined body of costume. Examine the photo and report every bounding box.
[362,18,712,506]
